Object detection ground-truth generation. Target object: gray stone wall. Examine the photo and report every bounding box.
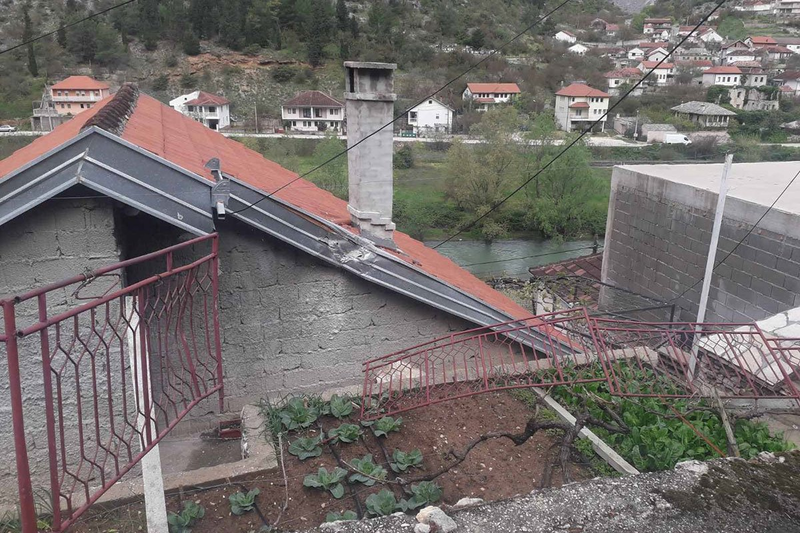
[602,167,800,324]
[0,198,121,508]
[120,215,472,412]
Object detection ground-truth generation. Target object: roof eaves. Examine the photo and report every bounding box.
[225,176,565,350]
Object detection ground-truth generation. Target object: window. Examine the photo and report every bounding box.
[302,108,312,118]
[330,122,336,127]
[292,121,296,126]
[80,104,85,109]
[409,111,417,121]
[435,114,440,120]
[330,108,339,115]
[208,106,216,113]
[428,100,433,104]
[188,106,195,112]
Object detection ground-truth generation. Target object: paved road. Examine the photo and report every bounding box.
[1,129,648,147]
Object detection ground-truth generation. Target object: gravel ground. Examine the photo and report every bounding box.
[300,451,800,533]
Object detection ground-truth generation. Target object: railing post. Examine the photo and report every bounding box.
[38,294,62,530]
[211,235,225,412]
[2,300,38,533]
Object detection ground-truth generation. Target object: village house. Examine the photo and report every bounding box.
[643,18,672,38]
[746,35,777,48]
[776,0,800,15]
[604,67,643,96]
[723,49,759,64]
[554,83,610,132]
[627,46,646,62]
[675,47,713,62]
[737,63,768,86]
[48,76,111,116]
[281,90,345,133]
[0,64,536,505]
[169,90,231,130]
[406,97,454,134]
[771,70,800,95]
[645,47,670,62]
[702,65,743,87]
[638,61,674,85]
[462,82,521,111]
[676,59,713,72]
[729,86,780,110]
[569,43,589,55]
[671,101,737,127]
[763,44,794,62]
[735,0,776,13]
[775,36,800,53]
[554,30,577,44]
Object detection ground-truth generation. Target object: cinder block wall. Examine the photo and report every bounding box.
[120,215,472,411]
[0,198,121,508]
[602,167,800,323]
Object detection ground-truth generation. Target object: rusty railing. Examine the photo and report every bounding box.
[0,233,224,532]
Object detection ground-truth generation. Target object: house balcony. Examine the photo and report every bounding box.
[51,95,102,103]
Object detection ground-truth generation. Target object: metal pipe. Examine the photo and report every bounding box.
[2,300,37,533]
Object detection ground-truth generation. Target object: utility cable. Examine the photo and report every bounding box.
[230,0,577,215]
[0,0,137,56]
[431,0,730,249]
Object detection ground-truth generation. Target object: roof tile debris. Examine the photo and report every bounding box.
[81,83,139,136]
[528,253,602,281]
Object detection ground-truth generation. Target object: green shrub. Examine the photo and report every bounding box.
[288,436,323,460]
[279,397,320,430]
[394,144,414,169]
[365,489,404,516]
[349,454,388,486]
[390,448,423,472]
[152,74,169,91]
[167,501,204,533]
[182,32,201,56]
[328,423,362,444]
[229,488,260,515]
[303,467,347,498]
[272,65,296,82]
[371,416,402,437]
[326,394,354,419]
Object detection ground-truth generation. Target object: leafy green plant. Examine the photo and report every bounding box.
[167,501,205,533]
[327,394,355,419]
[279,397,320,430]
[372,416,402,437]
[365,489,405,516]
[288,436,323,460]
[406,481,443,509]
[390,448,423,473]
[348,454,388,486]
[229,488,260,515]
[325,510,358,522]
[303,467,348,498]
[328,423,362,444]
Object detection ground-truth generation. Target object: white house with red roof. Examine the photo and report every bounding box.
[702,66,743,86]
[49,76,111,116]
[643,17,672,37]
[637,61,674,85]
[169,90,231,130]
[645,47,670,62]
[554,30,577,44]
[281,90,345,133]
[462,82,521,111]
[604,67,643,96]
[554,83,610,132]
[746,35,777,47]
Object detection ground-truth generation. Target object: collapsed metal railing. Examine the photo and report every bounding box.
[361,308,800,419]
[0,234,224,533]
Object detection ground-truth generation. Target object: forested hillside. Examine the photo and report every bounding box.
[0,0,625,122]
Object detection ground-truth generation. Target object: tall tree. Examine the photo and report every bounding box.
[138,0,161,50]
[189,0,219,39]
[306,0,333,66]
[245,0,278,48]
[219,0,246,49]
[336,0,348,31]
[67,18,98,62]
[22,3,38,77]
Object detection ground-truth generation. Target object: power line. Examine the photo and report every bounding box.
[230,0,577,215]
[670,166,800,303]
[0,0,137,57]
[431,0,729,249]
[459,245,601,267]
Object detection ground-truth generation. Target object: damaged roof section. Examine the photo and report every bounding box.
[0,85,534,331]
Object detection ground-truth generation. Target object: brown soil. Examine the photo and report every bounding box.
[183,52,306,74]
[71,391,592,532]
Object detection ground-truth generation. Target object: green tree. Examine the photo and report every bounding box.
[152,74,169,91]
[219,0,246,49]
[183,31,201,55]
[245,0,278,48]
[67,19,98,62]
[22,3,38,77]
[306,0,333,66]
[718,16,747,40]
[466,28,486,49]
[310,134,348,199]
[138,0,161,50]
[706,85,731,105]
[95,22,128,70]
[336,0,348,31]
[190,0,219,39]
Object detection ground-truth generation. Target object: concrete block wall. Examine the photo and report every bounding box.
[602,167,800,324]
[120,215,473,410]
[0,198,121,508]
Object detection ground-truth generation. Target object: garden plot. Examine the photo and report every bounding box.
[70,391,592,532]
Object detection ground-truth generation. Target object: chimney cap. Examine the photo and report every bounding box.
[344,61,397,70]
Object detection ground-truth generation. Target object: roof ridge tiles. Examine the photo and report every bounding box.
[82,83,139,136]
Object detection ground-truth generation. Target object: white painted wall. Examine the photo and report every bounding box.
[407,99,453,133]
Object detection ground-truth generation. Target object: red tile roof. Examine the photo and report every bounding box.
[749,35,776,45]
[185,91,230,106]
[466,83,521,94]
[604,67,641,78]
[0,90,531,320]
[528,253,603,281]
[705,65,742,74]
[51,76,110,90]
[555,83,609,98]
[283,90,343,108]
[569,102,590,108]
[639,61,674,69]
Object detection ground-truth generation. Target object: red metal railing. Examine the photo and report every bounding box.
[0,234,224,533]
[361,309,800,419]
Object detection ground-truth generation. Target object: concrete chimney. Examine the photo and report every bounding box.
[344,61,397,248]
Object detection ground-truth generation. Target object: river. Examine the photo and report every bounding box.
[427,238,597,279]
